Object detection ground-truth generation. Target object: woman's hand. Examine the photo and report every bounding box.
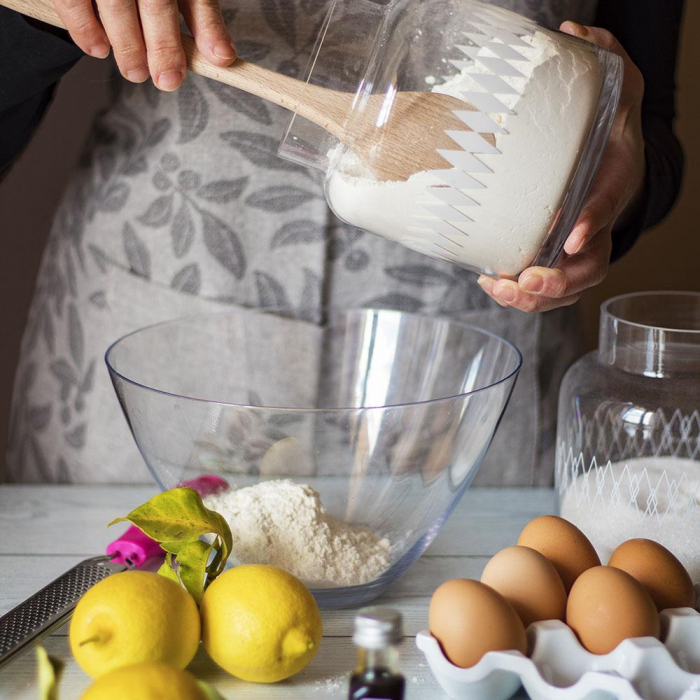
[53,0,236,90]
[477,22,646,313]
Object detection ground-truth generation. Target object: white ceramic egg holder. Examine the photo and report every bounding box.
[417,589,700,700]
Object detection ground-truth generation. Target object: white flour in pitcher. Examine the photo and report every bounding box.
[204,479,391,587]
[326,30,601,276]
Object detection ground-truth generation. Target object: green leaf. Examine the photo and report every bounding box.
[210,512,233,563]
[36,646,64,700]
[158,556,181,583]
[109,487,233,602]
[171,540,214,604]
[160,539,194,555]
[108,487,228,544]
[197,680,225,700]
[208,538,226,579]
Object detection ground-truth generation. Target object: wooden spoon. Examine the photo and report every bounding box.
[2,0,495,181]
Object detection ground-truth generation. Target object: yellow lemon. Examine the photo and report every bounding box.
[81,662,209,699]
[200,565,322,683]
[70,571,200,679]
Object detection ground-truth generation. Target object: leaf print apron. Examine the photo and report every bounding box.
[6,0,599,485]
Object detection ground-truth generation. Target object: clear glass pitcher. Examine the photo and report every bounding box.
[556,292,700,581]
[278,0,623,279]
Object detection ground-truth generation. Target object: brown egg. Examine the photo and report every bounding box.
[566,566,660,654]
[429,579,527,668]
[517,515,600,592]
[608,538,695,611]
[481,546,567,627]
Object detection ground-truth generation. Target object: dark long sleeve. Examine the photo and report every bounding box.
[0,8,83,176]
[594,0,685,261]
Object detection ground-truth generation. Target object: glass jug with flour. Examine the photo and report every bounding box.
[279,0,623,278]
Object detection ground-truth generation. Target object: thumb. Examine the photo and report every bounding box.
[560,22,644,107]
[560,22,624,54]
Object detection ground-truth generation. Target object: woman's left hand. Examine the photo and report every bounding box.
[477,22,646,313]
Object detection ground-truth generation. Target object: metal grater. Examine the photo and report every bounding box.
[0,556,126,669]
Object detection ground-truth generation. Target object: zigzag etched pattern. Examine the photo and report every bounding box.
[556,446,700,521]
[408,6,537,264]
[556,407,700,521]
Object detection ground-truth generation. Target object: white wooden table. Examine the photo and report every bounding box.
[0,485,554,698]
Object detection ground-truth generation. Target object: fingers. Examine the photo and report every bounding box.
[560,22,622,53]
[522,230,611,298]
[564,184,619,255]
[564,124,641,256]
[58,0,234,89]
[559,22,646,252]
[98,0,150,82]
[479,275,582,313]
[560,22,644,107]
[53,0,110,58]
[179,0,236,66]
[477,230,612,313]
[138,0,187,90]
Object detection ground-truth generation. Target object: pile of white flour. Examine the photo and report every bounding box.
[326,29,601,276]
[203,480,391,587]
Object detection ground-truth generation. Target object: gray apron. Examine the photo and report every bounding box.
[6,0,598,485]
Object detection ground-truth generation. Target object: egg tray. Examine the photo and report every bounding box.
[416,601,700,700]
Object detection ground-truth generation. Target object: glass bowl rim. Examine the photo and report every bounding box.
[104,307,523,412]
[601,290,700,335]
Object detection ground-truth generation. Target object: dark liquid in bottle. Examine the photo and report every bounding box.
[349,667,406,700]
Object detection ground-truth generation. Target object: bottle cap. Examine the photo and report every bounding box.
[353,607,403,649]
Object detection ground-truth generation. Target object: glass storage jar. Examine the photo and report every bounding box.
[556,292,700,581]
[278,0,623,279]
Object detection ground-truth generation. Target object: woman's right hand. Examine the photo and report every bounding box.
[52,0,236,90]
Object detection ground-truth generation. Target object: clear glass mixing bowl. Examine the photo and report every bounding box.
[105,308,521,607]
[556,292,700,581]
[279,0,623,279]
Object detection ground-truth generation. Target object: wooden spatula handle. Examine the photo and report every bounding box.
[1,0,63,26]
[181,38,346,134]
[0,0,347,135]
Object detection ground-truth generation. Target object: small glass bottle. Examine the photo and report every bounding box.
[348,607,405,700]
